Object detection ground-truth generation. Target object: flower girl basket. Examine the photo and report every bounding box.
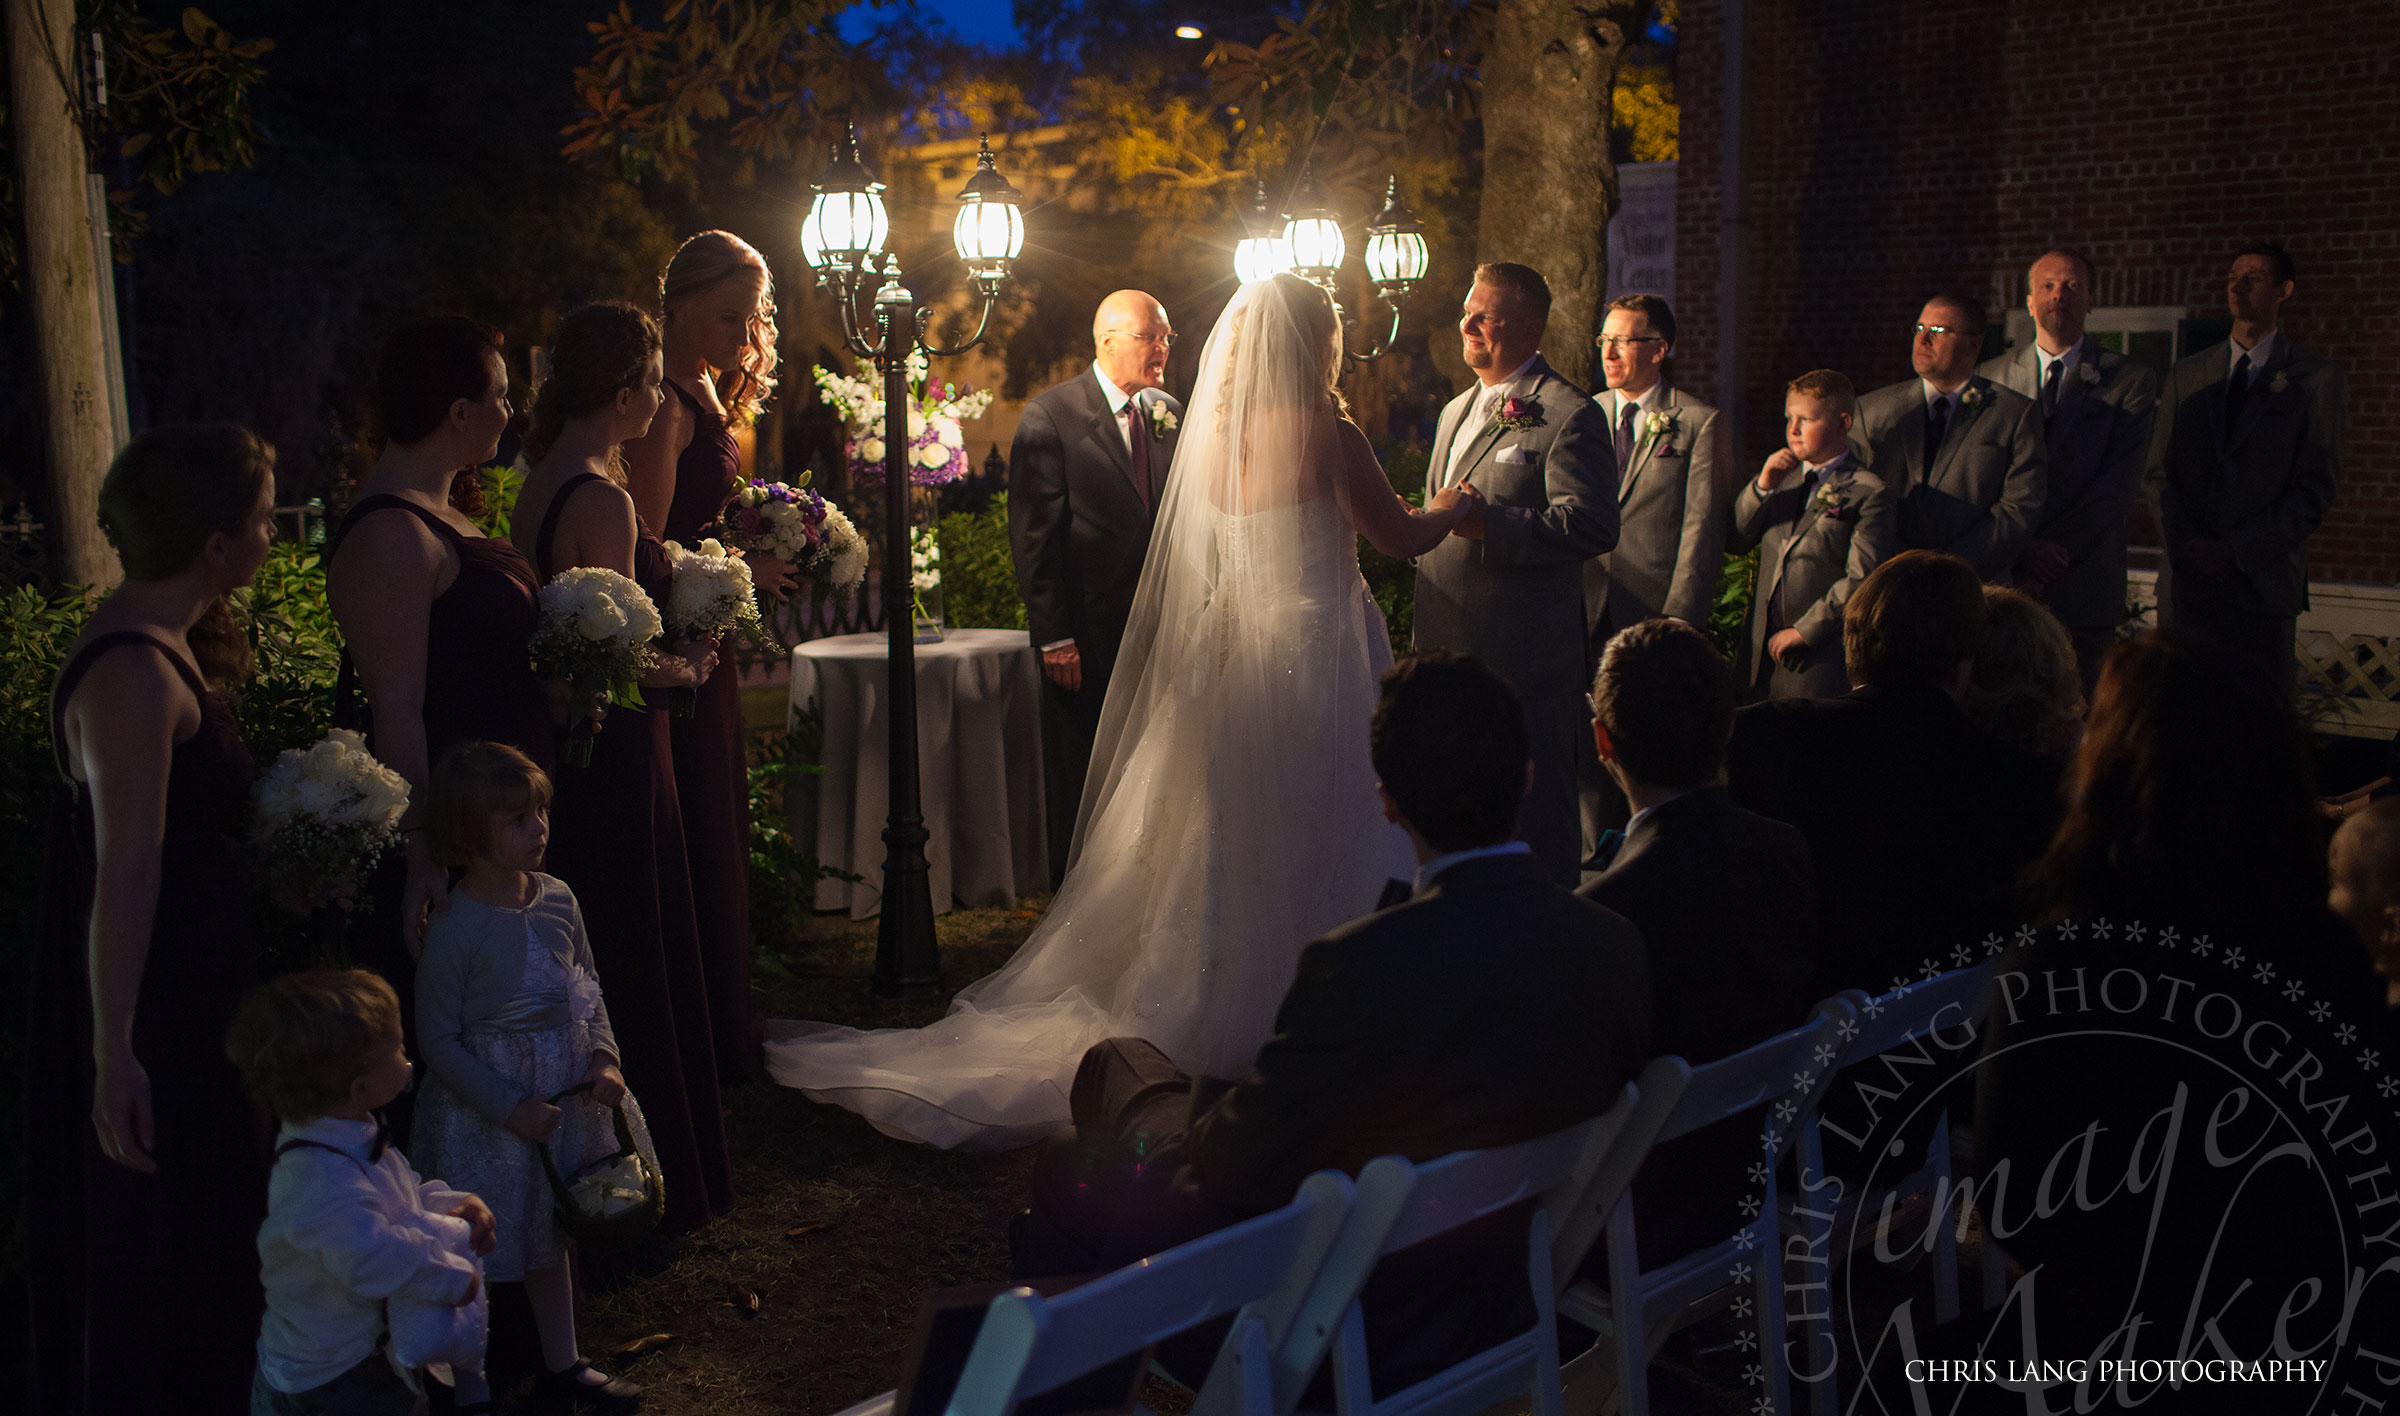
[536,1081,665,1256]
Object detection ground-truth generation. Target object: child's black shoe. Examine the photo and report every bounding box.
[539,1359,643,1412]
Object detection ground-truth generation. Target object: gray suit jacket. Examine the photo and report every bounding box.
[1412,358,1620,699]
[1852,375,2046,582]
[2142,337,2344,619]
[1979,338,2160,629]
[1590,383,1729,638]
[1729,456,1895,697]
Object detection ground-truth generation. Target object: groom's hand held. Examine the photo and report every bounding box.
[1450,484,1488,540]
[1042,643,1083,692]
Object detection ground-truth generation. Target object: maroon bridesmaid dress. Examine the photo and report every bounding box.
[661,377,763,1084]
[27,633,266,1413]
[533,472,733,1230]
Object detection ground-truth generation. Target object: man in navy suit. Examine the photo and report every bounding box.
[1008,291,1182,877]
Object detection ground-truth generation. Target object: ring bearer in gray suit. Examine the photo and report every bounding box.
[1731,371,1896,700]
[1979,249,2160,690]
[1413,262,1619,886]
[2144,242,2344,696]
[1853,292,2046,583]
[1581,294,1729,851]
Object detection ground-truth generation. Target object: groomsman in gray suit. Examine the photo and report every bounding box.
[1979,250,2160,689]
[2144,242,2344,695]
[1582,293,1728,849]
[1853,293,2046,582]
[1414,262,1619,886]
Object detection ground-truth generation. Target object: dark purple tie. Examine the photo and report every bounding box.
[2040,358,2063,419]
[1615,400,1638,473]
[1125,402,1151,511]
[2223,353,2253,442]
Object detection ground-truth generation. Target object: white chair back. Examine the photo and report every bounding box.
[942,1170,1354,1416]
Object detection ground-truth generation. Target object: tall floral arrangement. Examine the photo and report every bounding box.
[813,354,993,487]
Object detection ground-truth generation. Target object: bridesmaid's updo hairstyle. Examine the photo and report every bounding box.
[375,315,507,447]
[427,740,554,869]
[225,968,403,1123]
[96,423,274,684]
[524,301,661,472]
[661,229,779,428]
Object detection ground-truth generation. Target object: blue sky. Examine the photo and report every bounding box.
[838,1,1027,51]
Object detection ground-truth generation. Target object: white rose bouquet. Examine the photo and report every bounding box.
[661,537,775,717]
[252,729,411,907]
[710,475,869,600]
[531,566,661,766]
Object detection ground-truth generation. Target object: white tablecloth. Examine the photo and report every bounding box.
[788,628,1049,918]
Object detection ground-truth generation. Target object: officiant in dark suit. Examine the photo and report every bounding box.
[1414,263,1620,886]
[1011,652,1650,1394]
[1009,291,1183,879]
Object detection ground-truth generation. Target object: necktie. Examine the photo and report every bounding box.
[1615,400,1638,474]
[2223,353,2253,440]
[1923,395,1952,471]
[2040,357,2064,420]
[1124,399,1151,510]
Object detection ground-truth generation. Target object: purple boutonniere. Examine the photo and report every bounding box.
[1494,395,1546,432]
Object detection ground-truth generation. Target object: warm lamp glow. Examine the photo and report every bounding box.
[1281,167,1345,285]
[1361,176,1429,290]
[1234,235,1293,285]
[803,123,889,272]
[1175,24,1203,39]
[949,136,1026,282]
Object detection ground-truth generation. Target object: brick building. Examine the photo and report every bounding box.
[1671,0,2400,586]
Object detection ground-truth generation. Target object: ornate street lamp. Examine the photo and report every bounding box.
[1232,166,1429,363]
[804,124,1025,994]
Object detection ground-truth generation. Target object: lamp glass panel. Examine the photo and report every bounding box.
[953,201,1024,263]
[801,202,828,269]
[814,190,889,258]
[1234,235,1292,285]
[1283,215,1345,275]
[1364,230,1429,286]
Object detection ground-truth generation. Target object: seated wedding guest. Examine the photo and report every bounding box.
[227,969,496,1416]
[28,425,279,1413]
[1727,550,2059,992]
[1961,635,2388,1402]
[1729,369,1895,701]
[1014,652,1651,1392]
[1958,585,2086,762]
[1577,619,1819,1267]
[2330,798,2400,1010]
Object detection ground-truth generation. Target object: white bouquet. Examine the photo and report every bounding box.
[661,537,766,645]
[531,566,661,765]
[252,729,410,905]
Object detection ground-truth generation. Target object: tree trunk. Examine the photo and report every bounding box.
[7,0,120,588]
[1478,0,1625,393]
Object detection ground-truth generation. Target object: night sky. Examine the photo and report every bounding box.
[841,1,1028,50]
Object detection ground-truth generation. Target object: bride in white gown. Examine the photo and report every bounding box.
[765,274,1480,1149]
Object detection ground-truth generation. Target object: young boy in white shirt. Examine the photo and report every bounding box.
[227,968,496,1415]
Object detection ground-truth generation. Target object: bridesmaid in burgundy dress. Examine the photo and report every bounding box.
[512,301,733,1230]
[625,231,784,1085]
[29,426,278,1413]
[327,318,556,1102]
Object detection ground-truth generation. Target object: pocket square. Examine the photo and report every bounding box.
[1496,446,1538,465]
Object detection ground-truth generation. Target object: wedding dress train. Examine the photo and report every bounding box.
[763,281,1413,1150]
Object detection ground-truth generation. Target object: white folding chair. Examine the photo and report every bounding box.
[1554,998,1855,1416]
[827,1170,1356,1416]
[1788,964,1999,1416]
[1273,1095,1641,1416]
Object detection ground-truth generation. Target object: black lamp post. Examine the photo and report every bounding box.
[1233,165,1431,363]
[802,125,1026,994]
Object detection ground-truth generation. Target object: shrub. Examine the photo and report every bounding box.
[935,493,1026,631]
[1710,547,1758,664]
[229,541,343,761]
[747,708,859,953]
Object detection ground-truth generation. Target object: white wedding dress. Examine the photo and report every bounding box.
[764,280,1414,1150]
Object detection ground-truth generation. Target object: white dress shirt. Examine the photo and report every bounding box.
[1607,380,1666,425]
[1446,354,1542,486]
[1414,839,1534,892]
[255,1115,476,1395]
[1919,379,1963,417]
[2033,338,2086,388]
[1095,364,1141,451]
[2229,330,2279,383]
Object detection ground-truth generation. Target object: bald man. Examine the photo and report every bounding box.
[1009,290,1184,881]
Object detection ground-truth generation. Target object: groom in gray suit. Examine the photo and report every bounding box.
[1414,262,1619,885]
[1979,250,2159,689]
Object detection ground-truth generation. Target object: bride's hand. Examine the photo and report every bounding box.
[1425,480,1482,523]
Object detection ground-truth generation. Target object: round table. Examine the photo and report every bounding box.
[787,628,1050,918]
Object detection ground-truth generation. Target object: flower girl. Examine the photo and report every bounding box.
[412,740,651,1412]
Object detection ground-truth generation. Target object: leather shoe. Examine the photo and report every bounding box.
[539,1359,644,1412]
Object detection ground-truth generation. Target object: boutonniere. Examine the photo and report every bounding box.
[1805,479,1858,522]
[1494,394,1546,432]
[1642,409,1679,439]
[2269,372,2290,395]
[1958,384,1988,410]
[2076,363,2102,388]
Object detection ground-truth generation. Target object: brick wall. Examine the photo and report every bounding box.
[1675,0,2400,583]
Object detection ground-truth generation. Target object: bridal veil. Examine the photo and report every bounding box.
[765,276,1413,1149]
